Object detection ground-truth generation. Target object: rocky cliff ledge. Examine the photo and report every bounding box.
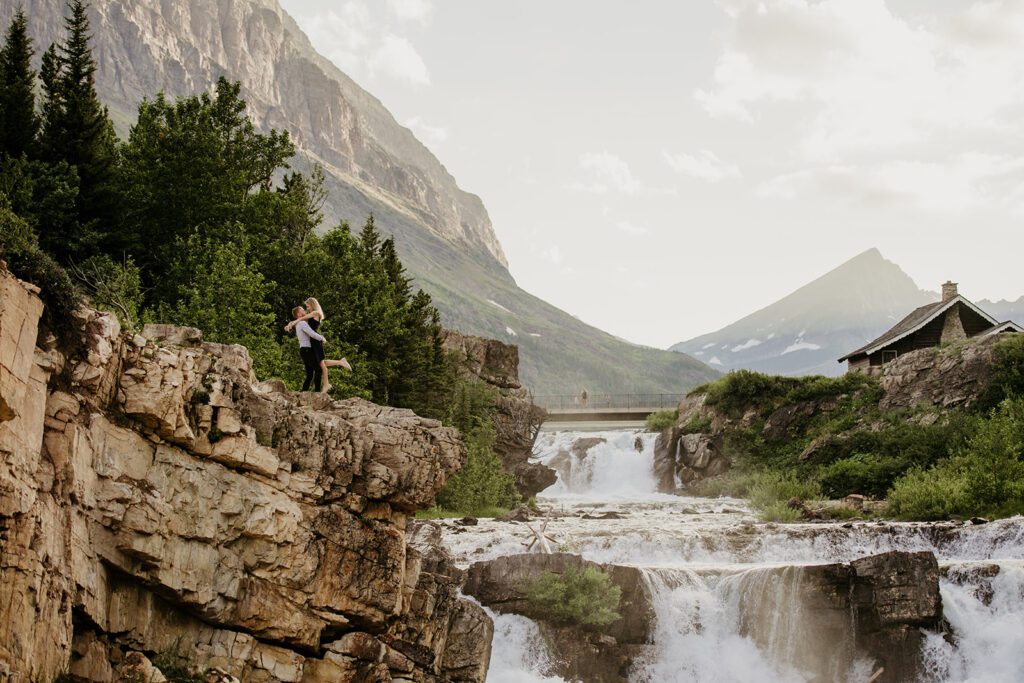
[441,330,552,499]
[0,265,491,682]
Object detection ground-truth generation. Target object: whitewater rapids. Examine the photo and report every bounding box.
[439,429,1024,683]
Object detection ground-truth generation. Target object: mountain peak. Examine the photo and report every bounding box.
[671,248,935,376]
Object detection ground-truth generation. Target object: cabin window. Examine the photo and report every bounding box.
[882,350,898,364]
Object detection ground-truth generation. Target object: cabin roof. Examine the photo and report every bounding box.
[986,321,1024,335]
[837,295,998,363]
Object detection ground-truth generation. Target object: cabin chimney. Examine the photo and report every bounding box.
[942,281,959,302]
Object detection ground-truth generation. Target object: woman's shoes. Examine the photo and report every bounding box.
[321,382,332,394]
[340,358,352,372]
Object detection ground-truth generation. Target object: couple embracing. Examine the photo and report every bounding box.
[285,297,352,393]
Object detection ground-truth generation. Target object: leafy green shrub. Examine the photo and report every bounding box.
[691,370,799,416]
[818,453,908,498]
[745,470,820,510]
[889,397,1024,520]
[645,409,678,432]
[70,254,143,331]
[758,501,803,523]
[0,204,79,342]
[783,372,879,404]
[525,566,622,627]
[680,415,712,435]
[887,465,968,520]
[435,421,519,516]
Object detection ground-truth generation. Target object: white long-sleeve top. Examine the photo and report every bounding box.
[295,320,325,348]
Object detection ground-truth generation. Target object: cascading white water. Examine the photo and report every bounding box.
[532,429,666,500]
[471,429,1024,683]
[921,561,1024,683]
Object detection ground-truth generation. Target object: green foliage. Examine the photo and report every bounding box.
[0,9,40,158]
[692,370,798,416]
[38,0,119,257]
[889,397,1024,520]
[680,415,712,435]
[758,501,803,523]
[152,639,205,683]
[0,203,79,341]
[525,566,622,627]
[435,420,518,516]
[977,335,1024,411]
[817,453,907,498]
[161,233,283,378]
[645,409,679,432]
[118,78,296,297]
[70,253,143,330]
[745,470,820,510]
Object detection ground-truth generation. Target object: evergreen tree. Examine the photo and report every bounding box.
[119,78,296,299]
[38,0,118,257]
[0,9,40,159]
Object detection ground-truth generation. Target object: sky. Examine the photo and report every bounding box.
[280,0,1024,349]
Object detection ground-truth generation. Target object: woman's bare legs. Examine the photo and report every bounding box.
[320,358,352,393]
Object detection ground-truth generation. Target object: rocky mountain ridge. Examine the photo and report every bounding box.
[0,264,491,682]
[2,0,717,395]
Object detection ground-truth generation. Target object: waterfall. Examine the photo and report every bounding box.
[485,609,567,683]
[533,429,666,500]
[631,567,877,683]
[921,561,1024,683]
[469,429,1024,682]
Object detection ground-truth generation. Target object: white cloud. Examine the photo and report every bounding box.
[699,0,1024,158]
[663,149,742,182]
[387,0,432,23]
[370,34,431,85]
[758,154,1024,215]
[405,116,448,147]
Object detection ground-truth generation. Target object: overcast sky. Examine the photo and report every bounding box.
[280,0,1024,349]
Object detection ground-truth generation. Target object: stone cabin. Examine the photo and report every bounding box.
[839,281,1023,374]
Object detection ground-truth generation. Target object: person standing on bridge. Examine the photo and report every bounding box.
[580,388,589,408]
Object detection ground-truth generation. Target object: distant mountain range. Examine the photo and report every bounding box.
[6,0,717,394]
[671,248,1024,377]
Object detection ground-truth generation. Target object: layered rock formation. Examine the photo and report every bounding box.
[463,550,942,683]
[0,265,491,682]
[441,330,552,499]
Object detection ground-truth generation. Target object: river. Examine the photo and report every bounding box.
[438,429,1024,683]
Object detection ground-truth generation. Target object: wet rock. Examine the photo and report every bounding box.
[582,510,625,520]
[464,553,653,646]
[498,505,533,523]
[458,516,479,526]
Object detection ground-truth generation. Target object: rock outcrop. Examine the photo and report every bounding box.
[0,265,491,682]
[442,330,552,498]
[463,553,653,683]
[655,334,1011,491]
[769,551,942,683]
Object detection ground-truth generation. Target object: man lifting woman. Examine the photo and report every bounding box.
[285,297,353,393]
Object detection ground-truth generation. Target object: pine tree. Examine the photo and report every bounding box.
[0,9,40,159]
[38,0,118,258]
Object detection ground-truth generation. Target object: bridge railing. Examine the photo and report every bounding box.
[532,393,685,411]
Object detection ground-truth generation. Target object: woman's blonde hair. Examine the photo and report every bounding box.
[304,297,324,318]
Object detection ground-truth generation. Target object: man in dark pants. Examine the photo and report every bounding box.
[292,305,326,391]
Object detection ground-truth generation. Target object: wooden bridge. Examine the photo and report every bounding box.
[533,394,684,423]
